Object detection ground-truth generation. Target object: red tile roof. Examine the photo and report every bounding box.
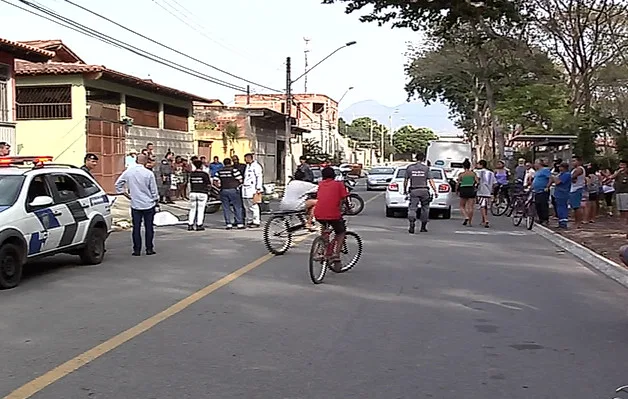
[17,40,84,63]
[0,38,55,62]
[15,60,217,103]
[15,60,103,75]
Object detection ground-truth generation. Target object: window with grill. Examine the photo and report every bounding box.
[0,64,9,122]
[16,85,72,120]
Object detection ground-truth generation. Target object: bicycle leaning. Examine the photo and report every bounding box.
[308,221,363,284]
[510,187,536,230]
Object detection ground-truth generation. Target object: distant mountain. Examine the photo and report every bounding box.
[340,100,461,136]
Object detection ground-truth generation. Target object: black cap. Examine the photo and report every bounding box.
[84,153,99,162]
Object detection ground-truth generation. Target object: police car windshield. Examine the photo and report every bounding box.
[395,168,443,180]
[0,176,25,206]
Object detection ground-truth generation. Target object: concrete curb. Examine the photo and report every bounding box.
[533,224,628,288]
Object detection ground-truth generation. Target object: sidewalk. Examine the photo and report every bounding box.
[547,214,626,265]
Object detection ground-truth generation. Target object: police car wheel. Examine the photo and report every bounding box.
[0,243,24,289]
[79,227,106,265]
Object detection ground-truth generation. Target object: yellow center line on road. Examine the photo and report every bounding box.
[4,191,384,399]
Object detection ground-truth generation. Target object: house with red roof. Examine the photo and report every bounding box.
[13,39,222,191]
[0,38,54,147]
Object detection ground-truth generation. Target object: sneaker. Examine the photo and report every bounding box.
[146,250,156,256]
[187,225,194,231]
[420,222,428,232]
[226,224,233,230]
[408,221,415,234]
[236,224,245,229]
[196,225,205,231]
[331,261,343,273]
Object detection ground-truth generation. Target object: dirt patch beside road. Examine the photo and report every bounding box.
[550,215,627,265]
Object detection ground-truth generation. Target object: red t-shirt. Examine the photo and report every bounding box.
[314,179,348,220]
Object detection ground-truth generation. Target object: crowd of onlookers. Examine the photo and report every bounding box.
[123,142,265,229]
[455,155,628,232]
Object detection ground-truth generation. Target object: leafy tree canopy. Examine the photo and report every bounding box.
[322,0,523,31]
[392,126,438,154]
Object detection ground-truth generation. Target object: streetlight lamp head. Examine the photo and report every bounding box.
[345,41,357,47]
[349,86,354,90]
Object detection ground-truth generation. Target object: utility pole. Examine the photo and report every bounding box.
[284,57,292,184]
[389,114,394,163]
[246,85,250,105]
[303,37,310,93]
[380,121,384,164]
[320,114,324,155]
[369,119,374,166]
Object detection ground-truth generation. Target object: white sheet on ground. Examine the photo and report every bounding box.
[154,211,183,226]
[279,180,318,211]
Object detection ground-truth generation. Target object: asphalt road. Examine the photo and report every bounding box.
[3,186,628,398]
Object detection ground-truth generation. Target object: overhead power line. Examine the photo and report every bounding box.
[9,0,247,91]
[139,0,281,92]
[152,0,269,68]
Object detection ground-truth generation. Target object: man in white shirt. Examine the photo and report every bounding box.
[242,153,263,227]
[115,154,159,256]
[524,162,536,188]
[475,160,496,228]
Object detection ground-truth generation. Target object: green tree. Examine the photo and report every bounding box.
[323,0,523,32]
[392,126,438,155]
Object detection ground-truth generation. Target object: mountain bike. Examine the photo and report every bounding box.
[308,221,362,284]
[263,209,312,255]
[511,189,535,230]
[490,184,510,216]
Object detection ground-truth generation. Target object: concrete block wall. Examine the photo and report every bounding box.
[126,126,194,158]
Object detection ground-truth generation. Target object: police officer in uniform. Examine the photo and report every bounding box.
[81,153,99,177]
[158,152,174,204]
[403,152,438,234]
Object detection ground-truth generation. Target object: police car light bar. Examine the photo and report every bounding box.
[0,156,54,166]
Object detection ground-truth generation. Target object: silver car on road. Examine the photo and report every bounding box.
[366,166,396,190]
[385,165,454,219]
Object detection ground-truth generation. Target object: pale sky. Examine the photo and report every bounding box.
[1,0,423,110]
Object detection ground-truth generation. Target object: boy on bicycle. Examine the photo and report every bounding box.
[314,166,349,271]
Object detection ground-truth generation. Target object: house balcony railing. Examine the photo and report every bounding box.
[0,121,16,146]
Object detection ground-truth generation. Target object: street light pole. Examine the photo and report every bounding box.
[389,114,393,163]
[338,86,354,104]
[283,41,356,184]
[284,57,292,183]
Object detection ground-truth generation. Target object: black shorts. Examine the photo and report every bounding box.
[459,186,476,199]
[318,219,346,234]
[588,192,599,201]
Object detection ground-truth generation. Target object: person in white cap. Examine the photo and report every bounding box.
[125,149,138,169]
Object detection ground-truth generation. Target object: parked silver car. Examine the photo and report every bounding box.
[366,166,396,190]
[384,165,453,219]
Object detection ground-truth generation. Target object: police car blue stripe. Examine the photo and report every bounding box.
[33,208,60,229]
[28,232,46,255]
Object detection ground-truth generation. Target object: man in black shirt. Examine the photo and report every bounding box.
[217,158,244,229]
[81,153,99,177]
[188,159,211,231]
[294,155,314,182]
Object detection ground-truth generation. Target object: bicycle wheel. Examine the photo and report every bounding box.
[490,196,508,217]
[337,231,363,273]
[263,215,292,255]
[511,205,523,226]
[525,205,535,230]
[342,194,365,216]
[308,237,328,284]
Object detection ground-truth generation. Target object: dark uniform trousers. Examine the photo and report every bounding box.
[408,188,432,224]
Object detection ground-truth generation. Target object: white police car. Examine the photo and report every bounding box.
[0,156,114,289]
